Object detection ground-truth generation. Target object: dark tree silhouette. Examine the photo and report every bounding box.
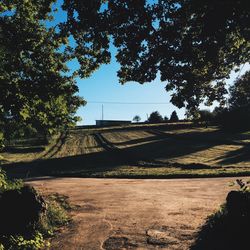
[105,0,249,113]
[148,111,163,123]
[170,111,179,122]
[198,110,214,122]
[164,116,169,121]
[213,71,250,131]
[229,71,250,109]
[133,115,141,123]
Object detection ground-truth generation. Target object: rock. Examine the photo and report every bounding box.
[0,185,46,235]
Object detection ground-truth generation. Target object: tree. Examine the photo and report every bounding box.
[229,71,250,109]
[1,0,249,147]
[226,71,250,130]
[0,0,87,145]
[170,111,179,122]
[198,110,214,122]
[106,0,249,113]
[133,115,141,123]
[148,111,163,123]
[213,71,250,131]
[164,116,169,121]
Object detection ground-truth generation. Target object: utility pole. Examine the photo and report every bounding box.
[102,104,104,120]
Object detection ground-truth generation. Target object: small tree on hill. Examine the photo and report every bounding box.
[133,115,141,123]
[148,111,163,123]
[170,111,179,122]
[164,116,169,121]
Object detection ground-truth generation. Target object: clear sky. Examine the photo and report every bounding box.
[76,49,187,125]
[51,1,249,125]
[75,53,249,125]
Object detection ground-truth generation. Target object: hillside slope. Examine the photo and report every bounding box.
[1,123,250,178]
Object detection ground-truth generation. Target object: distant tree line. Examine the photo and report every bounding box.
[133,111,180,124]
[137,69,250,130]
[144,111,179,123]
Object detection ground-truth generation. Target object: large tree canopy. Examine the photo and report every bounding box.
[0,0,249,145]
[0,1,85,142]
[57,0,249,112]
[106,0,250,112]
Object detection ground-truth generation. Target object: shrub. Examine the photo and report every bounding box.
[0,186,46,236]
[37,194,70,237]
[7,232,49,250]
[191,180,250,250]
[0,168,23,192]
[0,170,70,249]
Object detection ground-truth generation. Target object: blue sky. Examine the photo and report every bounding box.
[50,1,249,125]
[75,44,187,125]
[76,57,249,125]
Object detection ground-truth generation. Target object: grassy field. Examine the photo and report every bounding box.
[1,123,250,179]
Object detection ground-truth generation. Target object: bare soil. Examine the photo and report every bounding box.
[27,177,242,250]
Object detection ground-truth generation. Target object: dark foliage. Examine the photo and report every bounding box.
[148,111,163,123]
[0,185,46,236]
[214,71,250,131]
[106,0,249,112]
[198,110,214,122]
[191,189,250,250]
[170,111,179,122]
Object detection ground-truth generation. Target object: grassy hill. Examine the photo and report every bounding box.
[1,122,250,179]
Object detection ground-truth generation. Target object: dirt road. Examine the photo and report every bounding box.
[27,177,240,250]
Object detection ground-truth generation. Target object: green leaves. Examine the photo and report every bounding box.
[1,0,248,145]
[0,0,85,143]
[104,0,250,113]
[229,70,250,109]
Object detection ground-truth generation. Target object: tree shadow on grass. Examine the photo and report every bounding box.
[3,146,45,154]
[2,129,249,179]
[217,144,250,165]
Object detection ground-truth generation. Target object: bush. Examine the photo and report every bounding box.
[0,186,46,236]
[0,170,70,249]
[0,169,23,192]
[7,232,49,250]
[38,195,70,237]
[191,180,250,250]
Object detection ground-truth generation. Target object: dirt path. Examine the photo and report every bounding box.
[27,177,241,250]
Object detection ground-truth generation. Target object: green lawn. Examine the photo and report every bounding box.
[1,124,250,179]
